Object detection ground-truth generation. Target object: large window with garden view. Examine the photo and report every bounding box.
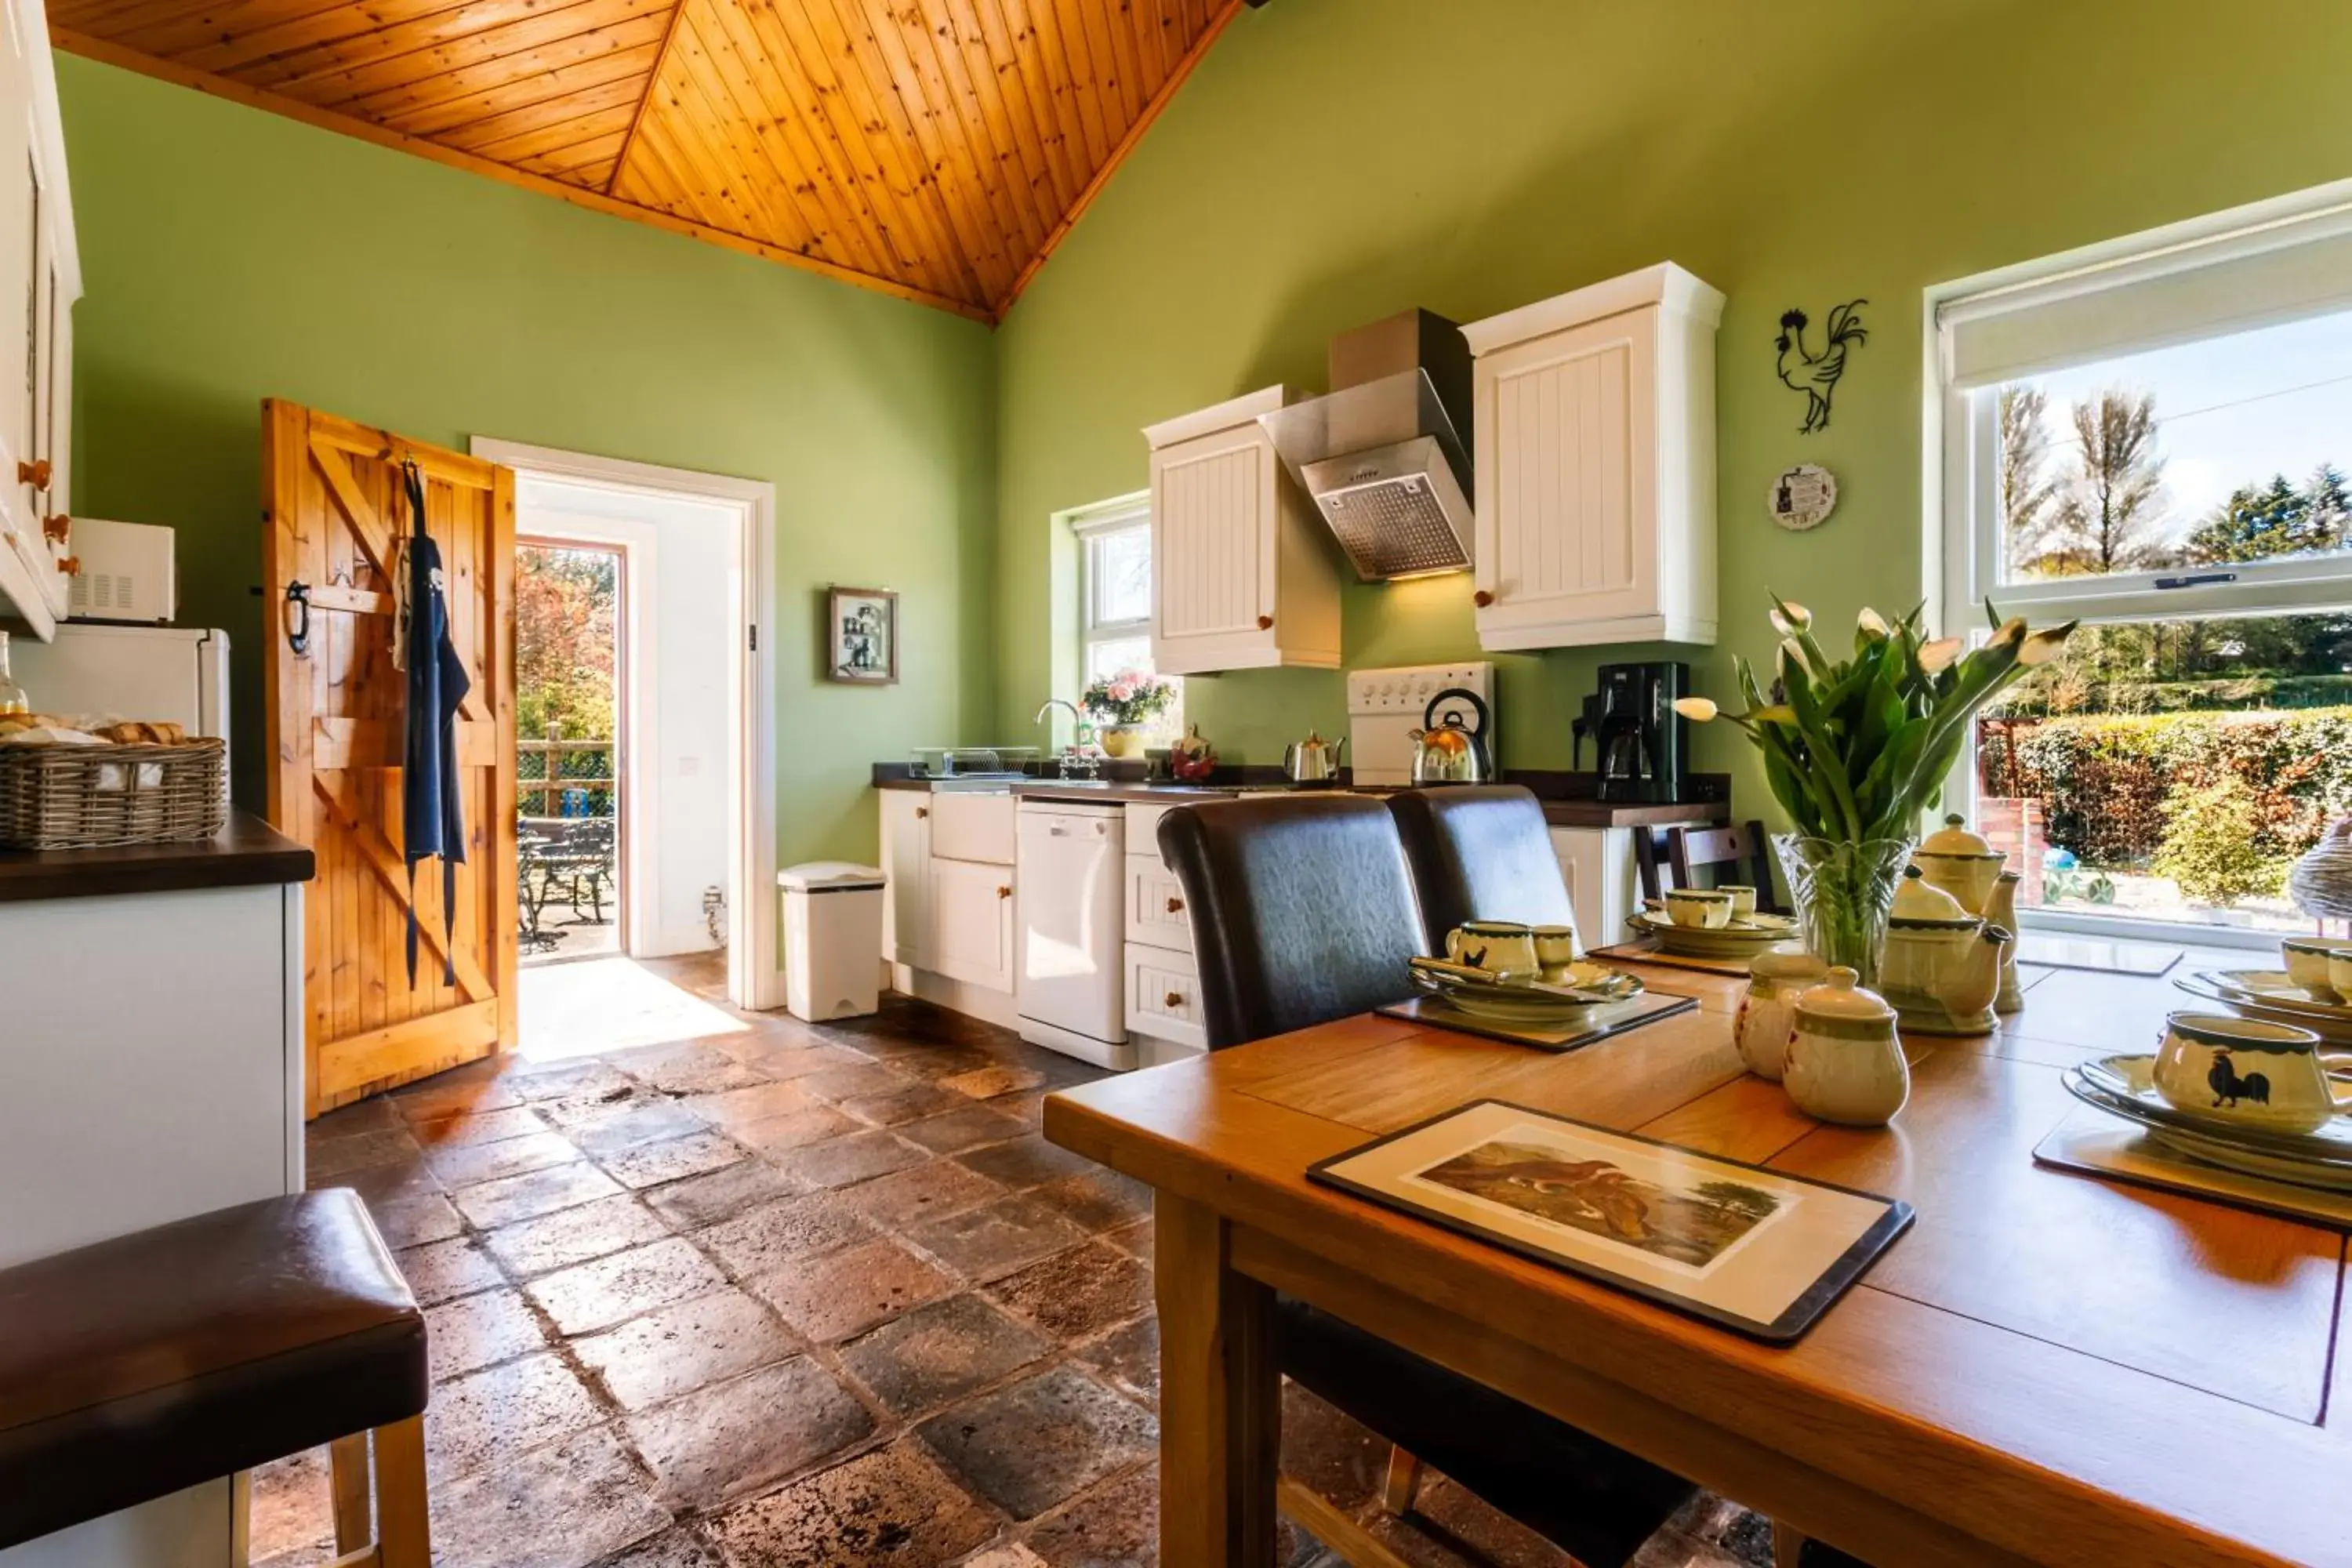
[1940,188,2352,941]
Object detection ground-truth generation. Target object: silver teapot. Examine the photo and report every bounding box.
[1283,730,1345,782]
[1410,687,1493,785]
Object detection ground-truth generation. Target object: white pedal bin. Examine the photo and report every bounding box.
[778,861,885,1022]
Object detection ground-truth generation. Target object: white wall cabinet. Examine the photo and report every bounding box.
[1143,386,1341,676]
[1461,264,1722,651]
[0,0,79,639]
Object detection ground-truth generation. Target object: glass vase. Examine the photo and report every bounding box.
[1773,835,1916,989]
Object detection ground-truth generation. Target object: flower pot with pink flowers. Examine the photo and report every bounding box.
[1083,670,1177,759]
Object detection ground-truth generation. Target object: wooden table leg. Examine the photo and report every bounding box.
[1157,1192,1278,1567]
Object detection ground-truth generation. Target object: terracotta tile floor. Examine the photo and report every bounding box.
[260,955,1778,1568]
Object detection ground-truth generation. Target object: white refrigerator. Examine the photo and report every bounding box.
[9,622,230,751]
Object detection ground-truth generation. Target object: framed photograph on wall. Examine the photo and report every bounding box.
[1307,1099,1911,1340]
[826,586,898,684]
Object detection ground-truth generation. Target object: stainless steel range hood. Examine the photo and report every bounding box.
[1259,309,1475,580]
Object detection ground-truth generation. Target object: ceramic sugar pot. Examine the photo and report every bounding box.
[1911,813,2006,914]
[1784,967,1910,1127]
[1735,949,1830,1081]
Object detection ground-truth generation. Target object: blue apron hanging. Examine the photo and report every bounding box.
[400,459,470,988]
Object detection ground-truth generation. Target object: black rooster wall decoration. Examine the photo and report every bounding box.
[1775,299,1867,434]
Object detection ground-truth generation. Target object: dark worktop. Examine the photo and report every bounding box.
[873,763,1731,827]
[0,810,315,902]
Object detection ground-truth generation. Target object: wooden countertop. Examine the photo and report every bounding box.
[0,811,314,902]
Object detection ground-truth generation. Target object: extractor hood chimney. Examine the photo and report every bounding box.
[1259,309,1475,580]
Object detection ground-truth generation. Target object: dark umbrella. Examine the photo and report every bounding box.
[401,458,470,987]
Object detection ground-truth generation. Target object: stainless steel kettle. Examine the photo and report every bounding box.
[1283,730,1345,783]
[1410,688,1493,785]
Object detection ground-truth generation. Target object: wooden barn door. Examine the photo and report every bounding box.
[262,400,517,1118]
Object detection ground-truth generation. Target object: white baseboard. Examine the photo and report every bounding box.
[891,965,1020,1029]
[1016,1014,1137,1070]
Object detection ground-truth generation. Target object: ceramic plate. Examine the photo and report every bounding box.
[2066,1054,2352,1160]
[1625,910,1798,958]
[2197,968,2352,1018]
[2172,975,2352,1045]
[1410,964,1643,1021]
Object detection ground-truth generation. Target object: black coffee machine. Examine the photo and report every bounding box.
[1579,662,1691,803]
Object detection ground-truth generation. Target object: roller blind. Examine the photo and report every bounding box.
[1940,198,2352,389]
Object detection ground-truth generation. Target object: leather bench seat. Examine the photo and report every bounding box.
[0,1189,426,1551]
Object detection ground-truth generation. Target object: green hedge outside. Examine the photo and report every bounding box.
[1976,706,2352,866]
[1991,673,2352,718]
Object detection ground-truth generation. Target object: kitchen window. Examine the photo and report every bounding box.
[1935,181,2352,944]
[1074,495,1182,746]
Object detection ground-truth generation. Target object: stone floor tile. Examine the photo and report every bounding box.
[955,1136,1096,1192]
[1104,1218,1152,1261]
[840,1081,971,1127]
[1276,1382,1387,1516]
[424,1289,550,1381]
[917,1366,1155,1520]
[503,1059,637,1105]
[841,1159,1005,1229]
[1029,1169,1152,1233]
[985,1242,1152,1343]
[430,1425,670,1568]
[451,1160,627,1229]
[798,1062,920,1102]
[958,1546,1049,1568]
[425,1129,585,1189]
[597,1129,746,1189]
[731,1104,864,1152]
[426,1351,601,1484]
[706,1445,996,1568]
[683,1078,824,1130]
[586,1528,728,1568]
[1076,1314,1158,1410]
[642,1159,804,1229]
[896,1104,1033,1156]
[837,1293,1051,1417]
[734,1040,879,1081]
[395,1075,524,1121]
[483,1192,672,1277]
[408,1103,549,1150]
[571,1287,801,1410]
[527,1236,731,1336]
[691,1192,873,1275]
[246,1446,332,1564]
[768,1128,929,1189]
[625,1358,875,1512]
[1024,1460,1156,1567]
[365,1189,464,1249]
[1400,1473,1581,1567]
[938,1064,1046,1101]
[307,1127,421,1180]
[624,1045,770,1097]
[907,1193,1089,1283]
[308,1096,403,1139]
[560,1096,713,1156]
[996,1091,1050,1128]
[394,1235,503,1307]
[746,1236,954,1342]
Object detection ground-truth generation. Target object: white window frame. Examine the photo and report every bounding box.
[1073,490,1153,679]
[1929,177,2352,949]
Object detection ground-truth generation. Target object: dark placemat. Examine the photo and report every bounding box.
[1377,987,1697,1051]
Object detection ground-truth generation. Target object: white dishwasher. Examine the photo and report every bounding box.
[1016,800,1133,1069]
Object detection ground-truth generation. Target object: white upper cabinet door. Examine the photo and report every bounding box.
[1145,386,1341,676]
[1463,264,1723,651]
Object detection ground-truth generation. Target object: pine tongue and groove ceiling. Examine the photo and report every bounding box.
[52,0,1247,320]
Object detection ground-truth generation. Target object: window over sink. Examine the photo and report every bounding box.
[1074,494,1182,748]
[1936,180,2352,945]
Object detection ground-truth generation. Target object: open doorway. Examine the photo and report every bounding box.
[477,437,781,1046]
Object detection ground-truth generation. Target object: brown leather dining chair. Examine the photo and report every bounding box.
[1385,784,1577,950]
[1156,793,1700,1568]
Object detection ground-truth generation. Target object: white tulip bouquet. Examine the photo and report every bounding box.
[1674,595,2073,979]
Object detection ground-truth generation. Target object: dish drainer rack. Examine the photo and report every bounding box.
[909,746,1042,780]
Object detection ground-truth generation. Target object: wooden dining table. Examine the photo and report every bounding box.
[1042,956,2352,1568]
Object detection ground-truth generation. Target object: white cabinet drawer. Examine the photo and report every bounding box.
[1124,801,1183,865]
[1125,853,1193,951]
[930,791,1016,865]
[1126,942,1205,1050]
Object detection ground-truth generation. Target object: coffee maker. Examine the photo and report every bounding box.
[1590,662,1690,803]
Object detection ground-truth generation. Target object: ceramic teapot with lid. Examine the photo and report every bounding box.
[1881,867,2009,1035]
[1784,967,1910,1126]
[1911,813,2007,913]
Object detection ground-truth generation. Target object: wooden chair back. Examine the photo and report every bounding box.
[1634,821,1784,913]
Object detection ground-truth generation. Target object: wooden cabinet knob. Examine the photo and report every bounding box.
[1166,895,1184,913]
[1256,613,1273,630]
[59,556,81,576]
[17,459,50,489]
[1473,590,1494,608]
[996,884,1013,899]
[914,806,928,818]
[41,513,70,545]
[1164,990,1184,1008]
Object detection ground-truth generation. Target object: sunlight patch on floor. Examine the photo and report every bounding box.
[517,956,746,1060]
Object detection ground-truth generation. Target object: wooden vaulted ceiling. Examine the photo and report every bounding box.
[53,0,1246,320]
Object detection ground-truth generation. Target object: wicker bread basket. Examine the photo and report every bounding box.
[0,737,228,851]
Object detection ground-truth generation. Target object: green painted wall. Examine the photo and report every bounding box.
[993,0,2352,805]
[57,54,996,867]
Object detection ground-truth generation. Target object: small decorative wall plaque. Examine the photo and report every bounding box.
[1768,463,1838,531]
[1774,299,1867,433]
[826,586,898,684]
